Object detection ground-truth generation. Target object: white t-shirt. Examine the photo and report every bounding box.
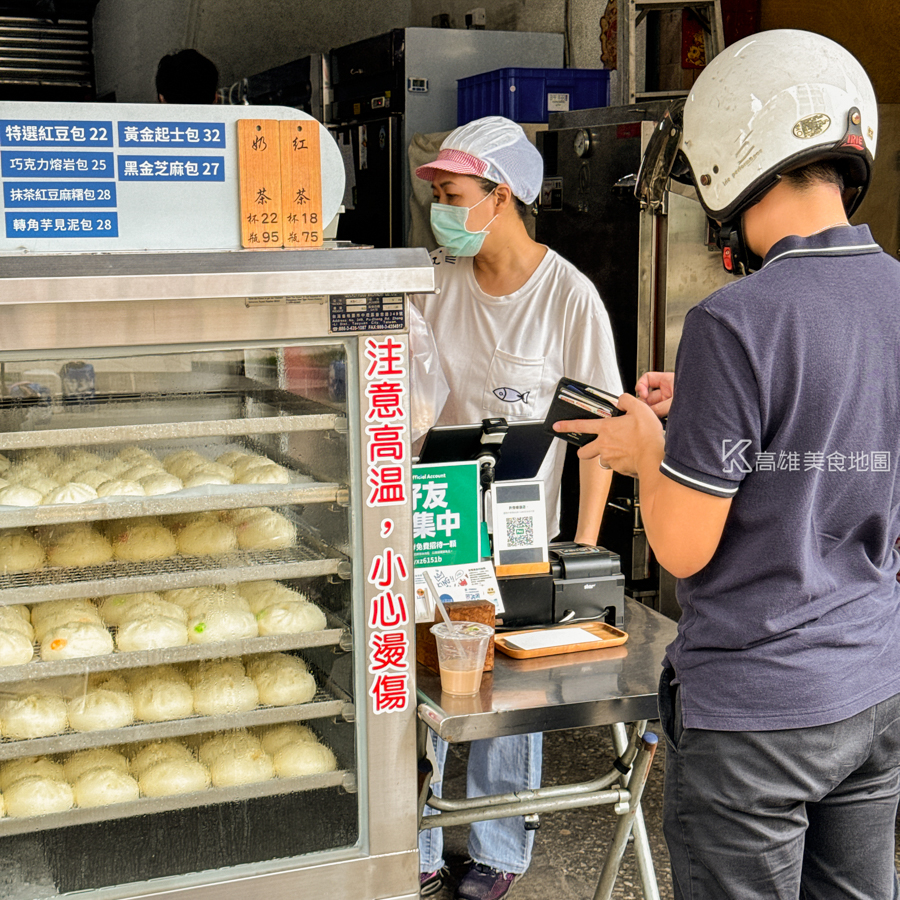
[411,247,622,537]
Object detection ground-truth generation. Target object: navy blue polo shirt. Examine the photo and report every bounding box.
[662,225,900,730]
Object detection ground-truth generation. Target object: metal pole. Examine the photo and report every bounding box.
[416,718,434,824]
[421,787,627,830]
[612,722,661,900]
[424,768,622,814]
[593,729,659,900]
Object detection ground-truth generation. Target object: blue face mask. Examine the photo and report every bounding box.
[429,189,498,257]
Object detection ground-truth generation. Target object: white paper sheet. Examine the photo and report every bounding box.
[502,627,603,651]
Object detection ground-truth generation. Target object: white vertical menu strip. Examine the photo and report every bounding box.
[363,334,413,715]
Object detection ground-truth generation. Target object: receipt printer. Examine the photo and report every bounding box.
[497,542,625,629]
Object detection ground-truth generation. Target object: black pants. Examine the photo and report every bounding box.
[658,667,900,899]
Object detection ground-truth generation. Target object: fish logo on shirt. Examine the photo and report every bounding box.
[493,387,530,403]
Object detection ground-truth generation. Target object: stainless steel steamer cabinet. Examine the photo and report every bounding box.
[0,247,433,900]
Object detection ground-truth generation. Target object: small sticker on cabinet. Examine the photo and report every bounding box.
[330,294,405,332]
[541,176,563,211]
[245,295,323,306]
[244,296,285,307]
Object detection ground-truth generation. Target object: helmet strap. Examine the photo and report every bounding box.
[710,217,763,276]
[833,106,872,216]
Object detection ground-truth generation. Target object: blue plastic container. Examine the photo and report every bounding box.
[457,67,610,125]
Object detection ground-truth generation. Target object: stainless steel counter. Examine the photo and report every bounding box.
[416,599,677,742]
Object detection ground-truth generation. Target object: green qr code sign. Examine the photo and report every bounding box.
[411,461,480,569]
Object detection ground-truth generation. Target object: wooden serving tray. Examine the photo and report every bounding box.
[494,622,628,659]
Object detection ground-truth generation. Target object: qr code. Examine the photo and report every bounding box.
[505,516,534,548]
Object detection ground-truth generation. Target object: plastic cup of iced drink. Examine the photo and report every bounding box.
[430,621,494,696]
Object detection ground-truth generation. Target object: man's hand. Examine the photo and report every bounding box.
[553,394,665,479]
[554,392,730,577]
[635,371,674,418]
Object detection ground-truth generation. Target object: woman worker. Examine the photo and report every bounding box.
[411,116,622,899]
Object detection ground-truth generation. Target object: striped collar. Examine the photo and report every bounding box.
[763,225,881,269]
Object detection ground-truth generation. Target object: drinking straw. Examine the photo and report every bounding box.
[423,570,467,655]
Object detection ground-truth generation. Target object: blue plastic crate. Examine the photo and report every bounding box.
[458,67,610,125]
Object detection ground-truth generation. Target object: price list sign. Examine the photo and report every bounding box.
[236,119,283,249]
[279,119,323,248]
[117,120,226,183]
[1,118,118,238]
[0,101,340,252]
[1,113,229,245]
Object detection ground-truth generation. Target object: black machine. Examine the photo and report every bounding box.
[417,419,554,484]
[328,29,409,248]
[417,418,554,530]
[225,54,330,122]
[499,542,625,631]
[537,103,669,567]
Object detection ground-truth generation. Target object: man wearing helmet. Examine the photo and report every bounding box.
[555,30,900,898]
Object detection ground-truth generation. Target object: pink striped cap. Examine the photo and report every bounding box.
[416,148,489,181]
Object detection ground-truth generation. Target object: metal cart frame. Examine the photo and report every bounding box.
[416,599,677,900]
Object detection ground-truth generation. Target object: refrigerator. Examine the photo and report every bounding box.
[329,27,564,248]
[0,246,432,900]
[537,103,734,616]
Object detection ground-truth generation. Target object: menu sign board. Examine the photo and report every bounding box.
[0,101,343,253]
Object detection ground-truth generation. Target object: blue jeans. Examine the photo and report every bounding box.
[419,732,542,875]
[658,667,900,900]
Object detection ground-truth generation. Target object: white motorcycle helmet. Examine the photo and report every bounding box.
[637,30,878,274]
